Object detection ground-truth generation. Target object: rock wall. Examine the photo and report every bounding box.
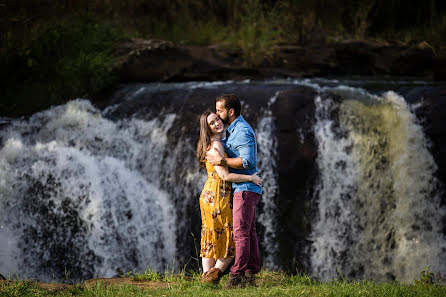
[114,39,446,83]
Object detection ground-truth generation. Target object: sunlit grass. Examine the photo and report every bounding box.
[1,269,446,297]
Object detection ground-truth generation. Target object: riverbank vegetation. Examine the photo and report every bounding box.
[2,0,446,117]
[1,270,446,297]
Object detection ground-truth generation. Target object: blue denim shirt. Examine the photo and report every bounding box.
[223,115,262,195]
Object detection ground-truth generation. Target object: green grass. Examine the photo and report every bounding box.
[1,270,446,297]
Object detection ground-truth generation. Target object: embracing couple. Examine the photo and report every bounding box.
[196,94,263,288]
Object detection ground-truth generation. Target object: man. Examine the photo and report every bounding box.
[206,94,262,288]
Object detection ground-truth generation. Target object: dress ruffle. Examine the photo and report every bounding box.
[200,226,235,259]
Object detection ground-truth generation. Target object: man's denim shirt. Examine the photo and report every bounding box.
[223,115,262,195]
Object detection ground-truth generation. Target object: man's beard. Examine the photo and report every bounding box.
[219,116,229,124]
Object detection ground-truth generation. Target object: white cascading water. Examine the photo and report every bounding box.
[310,87,446,282]
[0,100,182,280]
[256,92,280,269]
[0,81,280,281]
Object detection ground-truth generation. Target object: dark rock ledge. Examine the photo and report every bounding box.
[114,39,446,83]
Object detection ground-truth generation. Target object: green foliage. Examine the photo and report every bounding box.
[420,265,435,284]
[145,11,229,46]
[353,0,376,40]
[227,0,283,67]
[414,265,443,285]
[1,13,127,117]
[2,0,446,117]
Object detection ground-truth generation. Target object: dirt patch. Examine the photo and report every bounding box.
[83,277,175,289]
[0,277,177,291]
[35,282,72,291]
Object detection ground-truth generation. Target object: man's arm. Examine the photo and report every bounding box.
[225,156,244,169]
[206,148,244,169]
[235,128,257,169]
[206,127,256,169]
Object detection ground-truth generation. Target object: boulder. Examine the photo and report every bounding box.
[115,38,261,82]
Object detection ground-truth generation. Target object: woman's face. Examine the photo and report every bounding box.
[207,113,224,135]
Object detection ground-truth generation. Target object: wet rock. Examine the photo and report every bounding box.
[271,87,319,272]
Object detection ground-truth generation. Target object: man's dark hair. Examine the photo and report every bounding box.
[216,94,241,116]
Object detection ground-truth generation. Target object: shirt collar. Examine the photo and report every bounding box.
[227,115,244,134]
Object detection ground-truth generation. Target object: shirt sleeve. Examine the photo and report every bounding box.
[235,128,257,169]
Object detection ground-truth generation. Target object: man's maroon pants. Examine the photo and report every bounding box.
[230,191,261,276]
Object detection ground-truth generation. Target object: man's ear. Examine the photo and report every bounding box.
[229,108,235,117]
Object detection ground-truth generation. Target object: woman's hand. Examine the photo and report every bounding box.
[250,172,262,187]
[206,148,226,166]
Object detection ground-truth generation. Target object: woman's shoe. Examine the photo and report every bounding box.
[202,267,223,284]
[201,270,209,283]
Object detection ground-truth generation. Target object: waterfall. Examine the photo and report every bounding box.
[0,81,281,281]
[1,79,444,282]
[310,87,446,282]
[0,100,183,281]
[256,92,280,269]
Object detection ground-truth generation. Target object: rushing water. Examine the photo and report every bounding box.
[0,101,181,280]
[0,79,444,282]
[256,92,280,269]
[310,88,446,282]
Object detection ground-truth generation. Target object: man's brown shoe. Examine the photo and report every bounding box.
[224,273,245,289]
[202,267,223,284]
[245,272,257,287]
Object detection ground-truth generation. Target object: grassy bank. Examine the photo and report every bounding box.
[1,270,446,297]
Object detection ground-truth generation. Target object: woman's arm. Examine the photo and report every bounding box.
[210,142,262,186]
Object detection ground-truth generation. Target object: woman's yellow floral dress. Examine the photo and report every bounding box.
[199,158,235,259]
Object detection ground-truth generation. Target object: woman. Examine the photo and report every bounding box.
[196,111,262,284]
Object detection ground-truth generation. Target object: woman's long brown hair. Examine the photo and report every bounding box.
[196,111,213,168]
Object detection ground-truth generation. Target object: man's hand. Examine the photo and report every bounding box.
[206,148,226,166]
